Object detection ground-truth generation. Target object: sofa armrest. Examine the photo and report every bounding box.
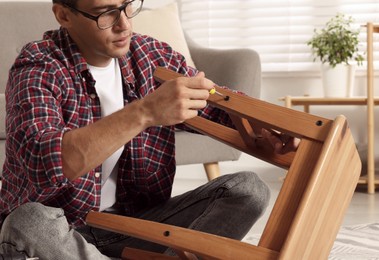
[185,35,261,98]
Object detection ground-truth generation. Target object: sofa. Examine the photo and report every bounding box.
[0,1,261,180]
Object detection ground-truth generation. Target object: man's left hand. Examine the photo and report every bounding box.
[260,129,300,154]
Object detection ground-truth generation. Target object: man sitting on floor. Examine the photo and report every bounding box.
[0,0,296,259]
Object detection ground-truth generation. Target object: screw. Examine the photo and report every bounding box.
[209,88,230,101]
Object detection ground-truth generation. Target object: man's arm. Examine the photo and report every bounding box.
[61,73,214,180]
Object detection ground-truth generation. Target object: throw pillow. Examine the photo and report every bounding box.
[133,3,196,68]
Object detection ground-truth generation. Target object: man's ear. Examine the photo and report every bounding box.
[52,3,72,28]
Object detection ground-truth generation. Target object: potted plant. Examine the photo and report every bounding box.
[307,13,364,97]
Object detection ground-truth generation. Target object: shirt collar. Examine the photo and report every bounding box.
[43,28,90,76]
[43,28,136,87]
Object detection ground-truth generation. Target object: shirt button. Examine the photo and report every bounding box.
[90,93,97,99]
[95,172,101,178]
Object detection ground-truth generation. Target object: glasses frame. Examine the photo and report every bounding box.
[64,0,143,30]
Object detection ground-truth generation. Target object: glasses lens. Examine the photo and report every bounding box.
[98,9,120,29]
[97,0,143,29]
[126,0,143,18]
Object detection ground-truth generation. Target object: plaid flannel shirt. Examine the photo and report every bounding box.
[0,28,234,227]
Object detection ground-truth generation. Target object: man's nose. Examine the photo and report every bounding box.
[115,10,131,29]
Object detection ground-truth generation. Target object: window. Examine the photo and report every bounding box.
[178,0,379,74]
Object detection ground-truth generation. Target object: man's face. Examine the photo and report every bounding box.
[64,0,133,67]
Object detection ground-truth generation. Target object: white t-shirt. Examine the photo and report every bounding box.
[88,59,124,211]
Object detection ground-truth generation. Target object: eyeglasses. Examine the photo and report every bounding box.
[64,0,144,30]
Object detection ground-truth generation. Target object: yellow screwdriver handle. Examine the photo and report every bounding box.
[209,88,216,95]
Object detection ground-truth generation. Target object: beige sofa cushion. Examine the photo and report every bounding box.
[133,3,196,68]
[0,2,59,93]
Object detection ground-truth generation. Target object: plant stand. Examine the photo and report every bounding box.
[279,96,379,194]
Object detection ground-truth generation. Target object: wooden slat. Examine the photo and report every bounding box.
[358,174,379,184]
[185,116,294,169]
[258,138,323,251]
[278,96,379,106]
[153,67,333,142]
[366,22,376,194]
[206,87,332,142]
[86,212,279,260]
[363,23,379,33]
[228,114,256,148]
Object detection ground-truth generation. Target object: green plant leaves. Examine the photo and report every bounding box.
[307,13,364,68]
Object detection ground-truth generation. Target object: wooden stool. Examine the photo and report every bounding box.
[86,67,361,260]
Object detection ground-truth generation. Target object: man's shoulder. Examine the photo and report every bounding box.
[20,40,57,60]
[12,29,78,75]
[19,30,65,59]
[130,33,173,53]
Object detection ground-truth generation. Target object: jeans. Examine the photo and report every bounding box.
[0,171,270,260]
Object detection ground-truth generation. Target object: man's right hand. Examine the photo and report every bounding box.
[139,71,215,127]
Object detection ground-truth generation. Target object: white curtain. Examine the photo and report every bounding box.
[178,0,379,73]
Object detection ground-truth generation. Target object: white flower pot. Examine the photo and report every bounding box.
[321,63,356,97]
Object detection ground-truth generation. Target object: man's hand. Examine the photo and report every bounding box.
[141,71,214,127]
[260,128,300,154]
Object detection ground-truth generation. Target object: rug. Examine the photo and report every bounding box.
[243,223,379,259]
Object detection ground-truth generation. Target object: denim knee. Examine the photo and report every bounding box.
[1,202,66,244]
[1,204,112,260]
[226,171,271,216]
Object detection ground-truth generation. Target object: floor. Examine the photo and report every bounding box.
[172,153,379,238]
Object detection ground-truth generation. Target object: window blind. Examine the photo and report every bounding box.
[178,0,379,73]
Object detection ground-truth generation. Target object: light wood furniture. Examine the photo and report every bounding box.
[366,22,378,194]
[278,22,379,194]
[279,96,379,194]
[86,67,361,259]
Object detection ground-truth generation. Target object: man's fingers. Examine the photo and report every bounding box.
[187,71,215,91]
[195,71,206,78]
[260,129,299,154]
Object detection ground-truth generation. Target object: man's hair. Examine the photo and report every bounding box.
[52,0,78,7]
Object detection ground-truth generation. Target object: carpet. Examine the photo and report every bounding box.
[243,223,379,259]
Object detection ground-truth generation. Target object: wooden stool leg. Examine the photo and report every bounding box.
[203,162,220,181]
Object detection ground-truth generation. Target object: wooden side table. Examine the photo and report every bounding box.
[278,96,379,194]
[278,22,379,194]
[277,22,379,193]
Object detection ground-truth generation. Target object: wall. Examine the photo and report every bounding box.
[144,0,174,8]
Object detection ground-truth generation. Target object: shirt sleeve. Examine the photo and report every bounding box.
[6,51,69,189]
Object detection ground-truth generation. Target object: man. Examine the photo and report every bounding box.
[0,0,294,259]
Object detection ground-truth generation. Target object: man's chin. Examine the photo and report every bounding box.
[111,45,130,58]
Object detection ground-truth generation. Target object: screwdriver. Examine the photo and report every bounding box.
[209,88,230,101]
[0,252,39,260]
